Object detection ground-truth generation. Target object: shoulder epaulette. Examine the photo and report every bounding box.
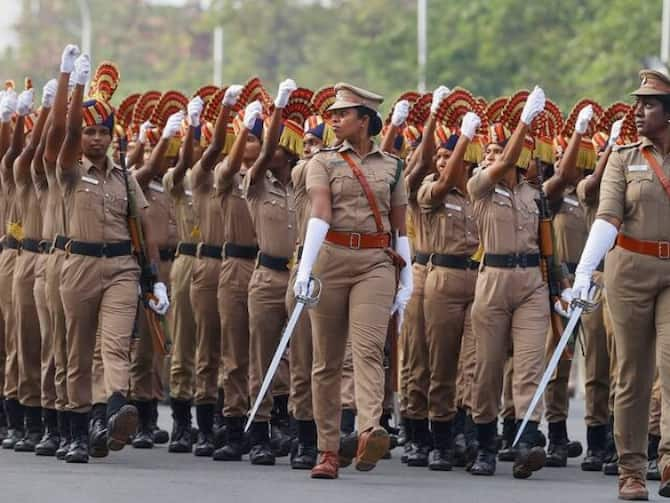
[613,141,642,152]
[317,146,339,153]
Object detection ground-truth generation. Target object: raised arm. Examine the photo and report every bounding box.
[134,110,185,188]
[199,85,242,173]
[1,90,22,176]
[380,99,409,154]
[217,100,262,182]
[15,88,45,183]
[58,53,90,171]
[45,46,79,164]
[581,119,622,201]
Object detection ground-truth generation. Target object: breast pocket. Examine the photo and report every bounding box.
[626,171,654,202]
[519,199,540,234]
[73,186,99,211]
[331,170,356,196]
[261,195,287,224]
[491,193,514,222]
[106,192,129,219]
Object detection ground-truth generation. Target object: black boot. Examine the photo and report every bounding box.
[132,400,154,449]
[150,399,169,445]
[400,417,415,464]
[35,408,60,456]
[513,421,546,479]
[407,418,431,467]
[249,421,275,465]
[89,403,109,458]
[581,424,607,471]
[106,392,138,452]
[452,408,467,467]
[168,399,193,453]
[471,421,497,476]
[270,395,292,457]
[194,403,215,457]
[291,419,317,469]
[214,388,225,433]
[545,420,569,468]
[380,411,399,451]
[65,412,89,463]
[463,413,479,471]
[56,411,71,460]
[497,416,516,462]
[603,415,618,476]
[15,406,43,452]
[429,420,454,471]
[0,397,7,441]
[397,415,408,447]
[648,434,661,481]
[340,408,356,435]
[213,416,246,461]
[2,399,25,449]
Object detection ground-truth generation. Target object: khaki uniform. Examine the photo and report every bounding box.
[215,163,257,418]
[597,139,670,478]
[341,337,356,411]
[418,176,479,422]
[163,168,198,401]
[306,141,407,452]
[650,373,661,437]
[190,162,224,405]
[58,156,148,413]
[243,169,295,424]
[468,170,549,424]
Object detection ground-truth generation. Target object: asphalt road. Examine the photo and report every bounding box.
[0,399,656,503]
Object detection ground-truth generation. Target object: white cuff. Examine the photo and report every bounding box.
[575,218,618,278]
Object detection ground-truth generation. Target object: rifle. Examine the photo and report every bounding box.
[535,161,572,360]
[118,136,170,356]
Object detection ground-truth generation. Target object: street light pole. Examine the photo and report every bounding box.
[213,26,224,86]
[417,0,427,93]
[77,0,92,60]
[662,0,670,64]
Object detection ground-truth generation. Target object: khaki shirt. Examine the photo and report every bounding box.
[468,169,540,255]
[1,159,18,235]
[243,169,296,258]
[42,164,66,240]
[13,161,43,240]
[418,174,479,256]
[306,140,407,234]
[598,139,670,241]
[191,161,225,246]
[215,162,257,247]
[58,156,148,242]
[163,168,199,243]
[407,174,436,254]
[547,187,587,264]
[576,176,598,231]
[291,160,311,243]
[142,177,178,249]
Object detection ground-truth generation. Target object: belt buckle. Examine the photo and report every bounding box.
[659,241,670,260]
[100,244,109,258]
[506,255,515,268]
[519,254,528,268]
[349,233,361,250]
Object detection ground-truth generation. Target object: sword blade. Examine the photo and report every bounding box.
[245,301,306,432]
[513,305,583,447]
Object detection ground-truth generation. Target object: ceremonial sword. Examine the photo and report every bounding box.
[513,285,601,447]
[245,277,322,432]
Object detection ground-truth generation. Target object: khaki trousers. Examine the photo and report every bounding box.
[310,244,395,452]
[603,294,618,414]
[604,247,670,478]
[471,267,549,424]
[456,302,477,412]
[341,337,355,411]
[190,257,221,405]
[169,254,196,401]
[14,251,42,407]
[650,372,661,437]
[46,250,68,410]
[34,254,56,410]
[0,250,17,400]
[544,332,571,423]
[92,331,106,404]
[402,263,429,419]
[398,323,408,415]
[501,358,515,418]
[423,266,477,422]
[218,256,254,416]
[247,265,289,423]
[60,255,140,413]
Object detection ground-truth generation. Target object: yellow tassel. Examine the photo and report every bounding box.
[166,138,182,158]
[190,226,201,240]
[516,145,532,170]
[322,124,336,148]
[535,138,555,165]
[7,222,24,240]
[278,126,303,158]
[464,142,483,164]
[576,142,597,170]
[471,243,484,263]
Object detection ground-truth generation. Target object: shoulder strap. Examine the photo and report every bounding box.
[340,152,384,233]
[641,147,670,201]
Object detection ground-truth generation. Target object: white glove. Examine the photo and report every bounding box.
[391,236,413,319]
[274,78,297,108]
[187,97,204,127]
[608,119,623,148]
[243,101,263,130]
[575,105,593,135]
[391,100,410,127]
[73,54,90,87]
[138,121,153,144]
[162,111,185,140]
[460,111,481,140]
[222,84,243,107]
[294,218,330,298]
[17,89,34,117]
[572,218,618,301]
[520,85,545,125]
[431,85,450,114]
[148,282,170,316]
[0,90,17,123]
[42,79,57,108]
[60,44,80,73]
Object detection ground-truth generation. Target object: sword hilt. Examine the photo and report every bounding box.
[571,282,603,313]
[296,276,321,307]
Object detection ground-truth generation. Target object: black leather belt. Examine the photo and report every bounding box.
[176,242,197,257]
[431,253,480,270]
[21,238,43,254]
[198,243,223,260]
[414,252,430,266]
[53,235,69,252]
[67,240,133,258]
[159,247,176,261]
[223,242,259,260]
[4,236,20,250]
[258,252,290,271]
[483,253,541,268]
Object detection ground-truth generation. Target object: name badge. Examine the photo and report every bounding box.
[494,187,511,198]
[81,175,99,185]
[564,196,579,207]
[149,181,164,193]
[445,203,462,212]
[628,165,648,173]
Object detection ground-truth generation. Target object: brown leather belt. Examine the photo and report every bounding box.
[325,230,390,250]
[617,233,670,260]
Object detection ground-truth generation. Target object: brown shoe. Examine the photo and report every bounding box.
[311,451,339,479]
[659,464,670,497]
[355,427,389,472]
[618,476,649,501]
